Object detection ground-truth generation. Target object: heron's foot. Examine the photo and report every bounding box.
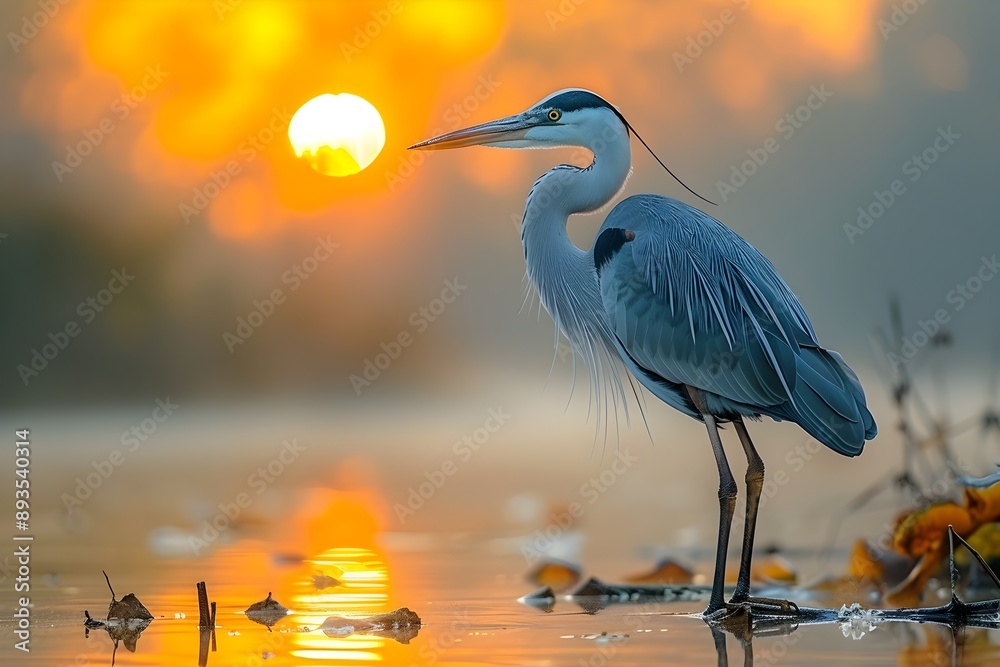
[727,594,800,617]
[703,602,753,637]
[703,602,746,624]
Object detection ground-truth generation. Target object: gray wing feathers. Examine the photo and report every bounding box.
[602,196,798,408]
[784,345,876,455]
[597,195,877,456]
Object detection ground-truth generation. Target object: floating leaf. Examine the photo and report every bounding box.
[82,573,154,660]
[108,593,153,622]
[319,607,421,644]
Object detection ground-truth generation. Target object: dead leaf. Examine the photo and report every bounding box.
[245,592,290,629]
[624,557,694,584]
[526,559,581,593]
[320,607,421,644]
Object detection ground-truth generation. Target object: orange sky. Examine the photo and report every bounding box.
[18,0,889,239]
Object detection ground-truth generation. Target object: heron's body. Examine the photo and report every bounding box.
[412,88,877,617]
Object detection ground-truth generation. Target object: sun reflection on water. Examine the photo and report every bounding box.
[283,480,398,662]
[290,546,392,662]
[296,547,390,617]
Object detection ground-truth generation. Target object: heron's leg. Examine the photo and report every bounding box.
[705,412,737,614]
[707,607,754,667]
[699,407,738,615]
[710,625,729,667]
[729,417,798,614]
[730,417,764,602]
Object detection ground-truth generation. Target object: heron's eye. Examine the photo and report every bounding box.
[547,109,561,122]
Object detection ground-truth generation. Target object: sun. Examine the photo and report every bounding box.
[288,93,386,177]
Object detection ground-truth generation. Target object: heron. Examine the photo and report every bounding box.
[409,88,877,617]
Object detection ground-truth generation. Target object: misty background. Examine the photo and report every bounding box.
[1,0,998,569]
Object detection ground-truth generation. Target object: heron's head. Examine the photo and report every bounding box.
[408,88,628,151]
[409,88,715,205]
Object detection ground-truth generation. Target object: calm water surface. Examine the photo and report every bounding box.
[5,544,1000,666]
[3,408,998,666]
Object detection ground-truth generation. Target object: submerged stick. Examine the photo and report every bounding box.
[948,525,959,597]
[197,583,216,665]
[197,582,210,628]
[567,577,714,612]
[571,577,713,602]
[198,627,210,667]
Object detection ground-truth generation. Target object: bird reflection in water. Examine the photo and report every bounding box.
[708,610,1000,667]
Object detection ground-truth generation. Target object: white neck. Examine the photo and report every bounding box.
[520,123,632,352]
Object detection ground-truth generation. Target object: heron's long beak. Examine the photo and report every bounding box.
[408,113,533,150]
